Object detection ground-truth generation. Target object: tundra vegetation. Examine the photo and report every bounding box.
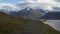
[0,12,60,34]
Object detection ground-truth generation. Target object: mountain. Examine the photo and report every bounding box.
[0,3,47,19]
[52,7,60,11]
[10,7,46,19]
[33,7,48,13]
[41,12,60,20]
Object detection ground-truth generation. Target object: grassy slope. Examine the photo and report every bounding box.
[39,21,60,34]
[0,12,60,34]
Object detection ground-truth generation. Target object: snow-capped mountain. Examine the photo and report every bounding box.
[0,3,54,19]
[0,2,60,19]
[0,3,26,14]
[9,7,47,19]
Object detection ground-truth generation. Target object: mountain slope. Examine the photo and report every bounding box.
[0,12,27,34]
[0,12,60,34]
[10,8,46,19]
[52,7,60,11]
[41,12,60,20]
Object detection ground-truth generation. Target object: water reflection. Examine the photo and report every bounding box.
[43,20,60,31]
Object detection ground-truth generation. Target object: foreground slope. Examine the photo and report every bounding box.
[0,12,60,34]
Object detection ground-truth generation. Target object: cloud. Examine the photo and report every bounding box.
[0,0,60,11]
[0,3,21,12]
[18,0,60,10]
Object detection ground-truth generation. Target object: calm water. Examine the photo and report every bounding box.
[43,20,60,31]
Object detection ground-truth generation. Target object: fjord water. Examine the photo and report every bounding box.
[43,20,60,31]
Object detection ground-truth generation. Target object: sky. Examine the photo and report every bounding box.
[0,0,60,10]
[0,0,59,4]
[0,0,20,4]
[0,0,60,5]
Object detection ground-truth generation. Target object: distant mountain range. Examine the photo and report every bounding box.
[9,7,46,19]
[41,12,60,20]
[52,7,60,11]
[0,3,48,19]
[0,3,60,19]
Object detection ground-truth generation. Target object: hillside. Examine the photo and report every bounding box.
[41,12,60,20]
[0,12,60,34]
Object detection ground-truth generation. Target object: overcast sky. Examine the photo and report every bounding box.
[0,0,60,4]
[0,0,60,6]
[0,0,60,10]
